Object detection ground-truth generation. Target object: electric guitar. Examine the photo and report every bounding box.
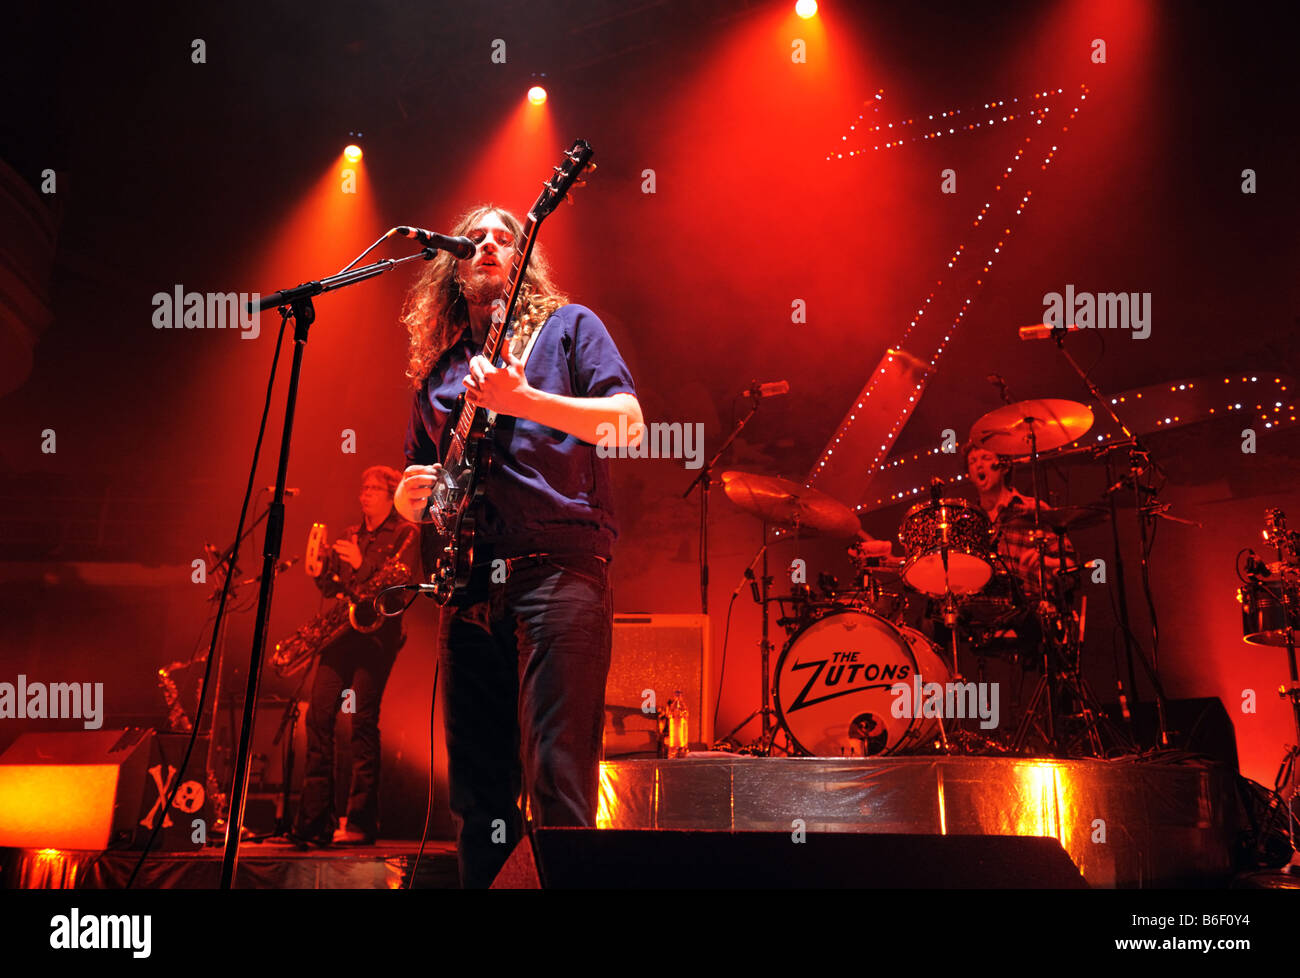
[419,138,595,604]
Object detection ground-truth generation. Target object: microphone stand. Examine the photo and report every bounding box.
[682,388,766,616]
[1049,330,1171,750]
[219,245,441,889]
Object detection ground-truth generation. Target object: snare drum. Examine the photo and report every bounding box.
[774,609,950,756]
[898,498,994,597]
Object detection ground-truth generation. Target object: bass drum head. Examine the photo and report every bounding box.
[774,610,950,757]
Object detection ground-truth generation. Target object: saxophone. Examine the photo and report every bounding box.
[271,524,412,678]
[157,661,194,732]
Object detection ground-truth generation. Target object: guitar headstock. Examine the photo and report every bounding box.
[530,138,596,222]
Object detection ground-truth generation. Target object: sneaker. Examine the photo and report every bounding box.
[331,826,375,846]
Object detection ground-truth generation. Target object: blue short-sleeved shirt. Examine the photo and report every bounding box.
[404,303,637,561]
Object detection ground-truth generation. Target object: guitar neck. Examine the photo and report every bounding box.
[452,212,542,446]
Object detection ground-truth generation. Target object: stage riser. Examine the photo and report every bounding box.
[597,757,1237,888]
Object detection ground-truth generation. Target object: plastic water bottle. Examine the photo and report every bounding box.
[666,691,689,758]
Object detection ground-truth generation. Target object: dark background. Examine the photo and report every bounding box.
[2,0,1297,838]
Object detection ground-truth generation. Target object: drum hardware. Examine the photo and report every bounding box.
[683,385,778,617]
[1239,510,1300,866]
[716,471,865,755]
[999,503,1111,535]
[969,393,1137,757]
[968,398,1095,457]
[720,470,862,539]
[717,532,784,755]
[1032,332,1180,752]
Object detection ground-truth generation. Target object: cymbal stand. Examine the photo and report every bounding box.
[1257,512,1300,866]
[719,523,783,754]
[1025,419,1061,754]
[1011,524,1135,756]
[1049,329,1171,749]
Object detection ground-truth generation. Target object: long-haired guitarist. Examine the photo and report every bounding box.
[395,204,643,888]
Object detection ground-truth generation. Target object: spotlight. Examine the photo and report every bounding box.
[344,144,363,162]
[528,85,547,106]
[796,0,817,18]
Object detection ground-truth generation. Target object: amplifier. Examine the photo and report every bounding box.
[604,614,711,757]
[0,728,153,850]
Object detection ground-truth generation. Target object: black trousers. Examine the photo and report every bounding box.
[295,629,399,840]
[439,553,613,888]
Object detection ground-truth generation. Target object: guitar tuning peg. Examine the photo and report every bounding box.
[586,162,597,173]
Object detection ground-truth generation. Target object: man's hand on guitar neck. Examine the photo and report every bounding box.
[463,349,531,417]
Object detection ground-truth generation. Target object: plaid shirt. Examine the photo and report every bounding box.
[988,491,1077,599]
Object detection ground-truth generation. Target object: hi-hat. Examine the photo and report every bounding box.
[970,398,1093,456]
[721,471,861,538]
[1001,503,1111,533]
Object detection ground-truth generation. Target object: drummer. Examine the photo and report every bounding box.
[962,440,1078,600]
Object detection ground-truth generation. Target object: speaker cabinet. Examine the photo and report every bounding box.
[493,828,1089,888]
[604,614,711,757]
[0,728,153,850]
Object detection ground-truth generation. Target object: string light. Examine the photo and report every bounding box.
[829,89,1073,160]
[854,373,1297,507]
[809,84,1090,498]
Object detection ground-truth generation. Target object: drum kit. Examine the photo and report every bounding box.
[715,395,1146,760]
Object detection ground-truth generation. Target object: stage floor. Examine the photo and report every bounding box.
[598,754,1240,888]
[4,840,462,890]
[6,754,1244,888]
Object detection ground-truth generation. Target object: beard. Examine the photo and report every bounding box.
[459,270,506,305]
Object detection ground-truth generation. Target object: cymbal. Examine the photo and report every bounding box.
[1001,503,1110,533]
[970,398,1094,456]
[721,471,861,538]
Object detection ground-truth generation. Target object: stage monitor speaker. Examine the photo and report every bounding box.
[0,728,153,850]
[1103,696,1239,771]
[492,829,1088,889]
[140,732,216,850]
[604,614,711,757]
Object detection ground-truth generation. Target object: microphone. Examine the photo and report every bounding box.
[395,227,476,260]
[744,380,790,399]
[263,487,300,496]
[1019,323,1082,341]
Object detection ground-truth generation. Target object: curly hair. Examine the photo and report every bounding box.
[400,204,568,388]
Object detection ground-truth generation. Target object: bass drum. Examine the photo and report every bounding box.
[774,609,950,757]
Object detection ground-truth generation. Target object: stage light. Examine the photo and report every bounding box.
[528,85,547,106]
[344,144,363,162]
[796,0,818,18]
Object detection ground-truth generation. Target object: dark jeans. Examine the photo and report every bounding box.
[295,629,399,840]
[440,553,613,888]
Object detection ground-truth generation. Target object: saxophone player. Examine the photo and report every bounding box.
[290,465,418,847]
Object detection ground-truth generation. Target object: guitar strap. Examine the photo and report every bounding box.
[485,319,546,427]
